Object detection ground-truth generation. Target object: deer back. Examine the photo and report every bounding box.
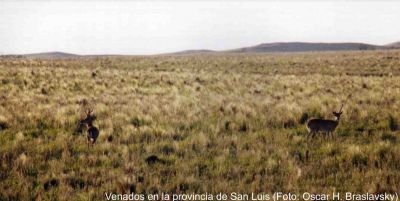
[307,119,338,132]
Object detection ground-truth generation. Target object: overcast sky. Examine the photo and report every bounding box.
[1,0,399,55]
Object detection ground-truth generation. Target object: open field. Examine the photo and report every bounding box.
[1,50,400,200]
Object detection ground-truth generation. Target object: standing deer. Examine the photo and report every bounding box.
[306,104,343,138]
[76,108,100,146]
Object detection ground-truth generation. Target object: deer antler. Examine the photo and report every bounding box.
[86,108,93,116]
[339,103,344,113]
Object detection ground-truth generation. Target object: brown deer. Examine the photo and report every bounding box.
[306,104,343,138]
[76,108,100,146]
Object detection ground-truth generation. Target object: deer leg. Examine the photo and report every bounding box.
[311,131,317,138]
[307,131,314,139]
[87,135,90,148]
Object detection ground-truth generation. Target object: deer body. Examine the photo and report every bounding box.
[306,104,343,138]
[87,123,99,144]
[307,119,339,137]
[77,108,100,146]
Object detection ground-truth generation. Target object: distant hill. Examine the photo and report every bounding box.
[2,41,399,57]
[386,42,400,48]
[226,42,387,53]
[23,52,80,59]
[167,42,395,55]
[168,49,215,55]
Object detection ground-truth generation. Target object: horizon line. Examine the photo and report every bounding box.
[1,40,398,56]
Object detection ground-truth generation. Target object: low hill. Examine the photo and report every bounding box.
[168,49,215,55]
[386,42,400,48]
[23,52,80,59]
[226,42,387,53]
[3,41,399,57]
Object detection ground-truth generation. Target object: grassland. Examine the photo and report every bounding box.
[0,50,400,200]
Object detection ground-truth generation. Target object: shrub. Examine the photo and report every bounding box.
[0,121,9,130]
[130,117,149,128]
[381,133,397,143]
[388,115,398,131]
[351,154,368,168]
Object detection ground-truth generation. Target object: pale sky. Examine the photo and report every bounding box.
[0,0,399,55]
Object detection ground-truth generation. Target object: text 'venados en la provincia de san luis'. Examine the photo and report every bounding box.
[105,192,398,201]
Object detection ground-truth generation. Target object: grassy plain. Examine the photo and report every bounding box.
[0,50,400,200]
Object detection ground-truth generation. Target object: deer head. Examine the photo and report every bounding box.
[332,104,343,121]
[75,108,97,133]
